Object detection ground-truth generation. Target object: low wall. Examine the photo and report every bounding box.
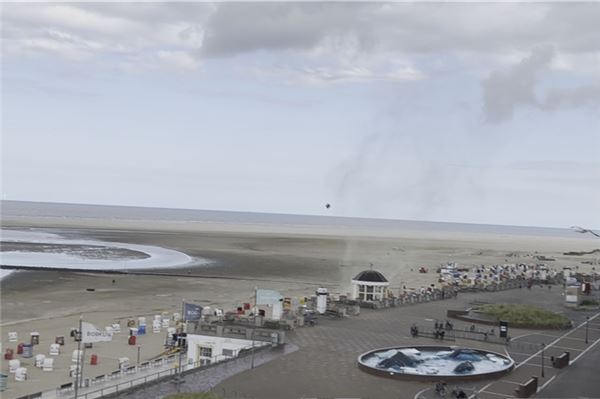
[446,309,572,330]
[357,345,514,382]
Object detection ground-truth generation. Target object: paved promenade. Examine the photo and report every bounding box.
[216,286,600,399]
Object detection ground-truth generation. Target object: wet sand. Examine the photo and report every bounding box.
[1,216,599,398]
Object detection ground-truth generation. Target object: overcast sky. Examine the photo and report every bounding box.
[2,2,599,228]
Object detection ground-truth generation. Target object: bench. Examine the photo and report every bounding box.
[515,376,538,398]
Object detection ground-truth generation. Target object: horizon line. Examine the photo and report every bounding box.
[2,199,595,232]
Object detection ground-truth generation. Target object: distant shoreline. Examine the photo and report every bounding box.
[1,199,590,238]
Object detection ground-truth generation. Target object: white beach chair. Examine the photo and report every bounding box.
[49,343,60,356]
[72,350,83,363]
[35,354,46,368]
[15,367,27,381]
[69,365,81,378]
[9,359,20,373]
[43,358,54,371]
[118,357,130,370]
[8,332,18,342]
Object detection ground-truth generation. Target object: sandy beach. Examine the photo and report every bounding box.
[1,214,599,398]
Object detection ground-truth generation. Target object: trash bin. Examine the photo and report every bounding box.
[90,354,98,365]
[16,343,24,355]
[4,349,14,360]
[128,335,136,346]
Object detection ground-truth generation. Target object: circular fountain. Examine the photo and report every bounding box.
[358,346,514,381]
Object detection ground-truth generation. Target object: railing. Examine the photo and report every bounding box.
[353,279,526,310]
[53,351,252,399]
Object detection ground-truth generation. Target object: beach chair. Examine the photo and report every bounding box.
[9,359,20,373]
[35,354,46,368]
[42,358,54,371]
[15,367,27,381]
[49,343,60,356]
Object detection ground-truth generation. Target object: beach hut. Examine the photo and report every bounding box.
[161,317,170,328]
[111,323,121,333]
[8,332,17,342]
[8,359,20,373]
[35,354,46,368]
[129,327,138,337]
[15,367,27,382]
[138,317,146,327]
[72,350,83,363]
[49,344,60,356]
[42,358,54,371]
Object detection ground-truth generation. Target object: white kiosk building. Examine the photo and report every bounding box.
[351,270,389,302]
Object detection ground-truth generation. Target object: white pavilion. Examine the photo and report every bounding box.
[351,269,389,302]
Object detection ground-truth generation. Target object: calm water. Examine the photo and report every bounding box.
[0,200,581,238]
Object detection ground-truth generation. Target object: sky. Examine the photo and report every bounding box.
[1,2,599,228]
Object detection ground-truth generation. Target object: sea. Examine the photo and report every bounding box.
[0,200,585,239]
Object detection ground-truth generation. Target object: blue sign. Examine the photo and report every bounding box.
[183,303,202,321]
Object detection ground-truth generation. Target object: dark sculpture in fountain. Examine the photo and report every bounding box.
[377,351,419,369]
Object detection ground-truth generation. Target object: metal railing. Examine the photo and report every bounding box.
[54,351,254,399]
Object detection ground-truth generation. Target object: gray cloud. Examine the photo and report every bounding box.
[483,47,600,122]
[482,46,554,123]
[3,3,600,76]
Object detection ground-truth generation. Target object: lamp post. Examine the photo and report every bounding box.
[137,345,141,365]
[585,316,590,344]
[541,343,545,378]
[250,328,256,369]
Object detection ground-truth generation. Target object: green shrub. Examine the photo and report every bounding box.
[579,299,599,307]
[476,304,570,328]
